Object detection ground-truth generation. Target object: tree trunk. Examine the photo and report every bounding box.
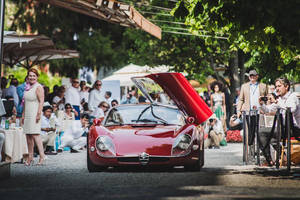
[228,51,239,116]
[238,49,245,86]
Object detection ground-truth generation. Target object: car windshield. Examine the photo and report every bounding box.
[104,105,185,126]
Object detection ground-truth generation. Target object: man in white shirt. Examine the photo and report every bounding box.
[58,114,89,153]
[261,77,300,128]
[65,78,81,120]
[204,114,224,149]
[259,77,300,166]
[41,106,57,155]
[88,80,104,111]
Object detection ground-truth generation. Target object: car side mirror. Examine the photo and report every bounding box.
[187,116,195,124]
[93,117,104,126]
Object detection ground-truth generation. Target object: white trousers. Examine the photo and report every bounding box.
[60,135,86,150]
[41,131,56,148]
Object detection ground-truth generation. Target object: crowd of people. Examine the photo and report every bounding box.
[202,69,300,167]
[0,68,147,166]
[0,68,299,168]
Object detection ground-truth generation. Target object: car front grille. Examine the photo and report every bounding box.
[117,157,169,163]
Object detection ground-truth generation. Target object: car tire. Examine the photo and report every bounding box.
[87,133,107,172]
[199,139,205,168]
[184,141,204,171]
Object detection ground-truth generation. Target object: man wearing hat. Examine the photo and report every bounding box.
[237,69,268,145]
[204,113,224,149]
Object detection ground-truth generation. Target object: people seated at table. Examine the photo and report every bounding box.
[0,132,4,162]
[41,106,57,155]
[57,114,89,153]
[204,114,224,149]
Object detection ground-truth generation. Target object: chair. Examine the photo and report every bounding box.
[2,99,14,118]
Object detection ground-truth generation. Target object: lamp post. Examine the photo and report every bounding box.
[0,0,5,78]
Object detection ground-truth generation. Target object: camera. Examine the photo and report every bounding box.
[209,118,214,123]
[260,96,268,102]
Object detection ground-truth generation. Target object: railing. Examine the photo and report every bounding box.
[242,110,260,165]
[242,107,298,172]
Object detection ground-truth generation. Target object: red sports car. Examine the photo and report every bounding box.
[87,73,212,172]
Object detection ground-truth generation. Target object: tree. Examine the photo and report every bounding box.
[8,0,129,77]
[172,0,299,82]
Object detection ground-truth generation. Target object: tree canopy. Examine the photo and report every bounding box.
[7,0,130,77]
[5,0,299,85]
[172,0,300,83]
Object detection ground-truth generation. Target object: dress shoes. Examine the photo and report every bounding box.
[44,151,58,155]
[70,148,80,153]
[57,149,63,153]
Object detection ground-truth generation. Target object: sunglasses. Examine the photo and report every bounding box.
[66,107,72,109]
[73,81,79,84]
[96,84,102,86]
[101,105,109,108]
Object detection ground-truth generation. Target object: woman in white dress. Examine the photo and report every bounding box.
[22,68,45,166]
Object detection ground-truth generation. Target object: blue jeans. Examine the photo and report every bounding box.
[73,105,80,120]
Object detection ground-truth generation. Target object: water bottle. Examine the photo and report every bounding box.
[5,119,9,130]
[16,118,20,127]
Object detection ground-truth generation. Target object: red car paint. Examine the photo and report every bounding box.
[87,73,211,170]
[146,73,213,124]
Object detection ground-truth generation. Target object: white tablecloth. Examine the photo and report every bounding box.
[3,127,28,163]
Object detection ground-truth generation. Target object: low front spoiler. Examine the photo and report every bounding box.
[89,149,201,167]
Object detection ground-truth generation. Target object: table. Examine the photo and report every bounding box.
[3,127,28,163]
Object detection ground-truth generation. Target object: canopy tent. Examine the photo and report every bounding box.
[103,63,170,86]
[38,0,161,39]
[3,32,79,69]
[3,31,35,44]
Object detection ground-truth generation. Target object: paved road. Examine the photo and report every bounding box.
[1,143,300,200]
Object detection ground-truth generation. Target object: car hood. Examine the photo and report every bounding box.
[132,72,212,124]
[108,125,177,156]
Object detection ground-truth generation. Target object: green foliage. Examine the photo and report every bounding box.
[5,67,61,91]
[173,0,300,82]
[38,72,61,90]
[8,0,129,77]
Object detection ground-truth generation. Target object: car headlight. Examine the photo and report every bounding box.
[95,136,116,157]
[172,134,192,156]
